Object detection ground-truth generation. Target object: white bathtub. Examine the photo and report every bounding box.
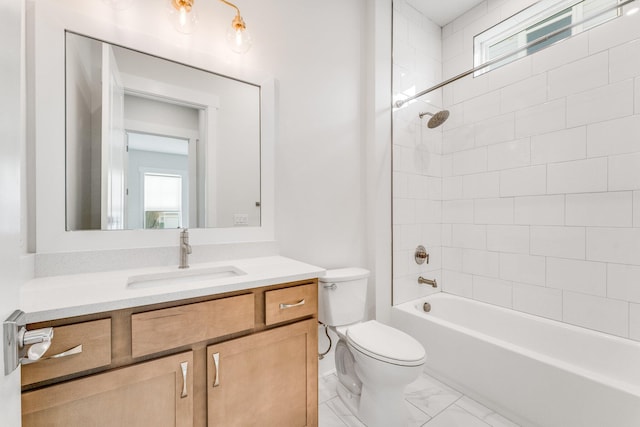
[391,293,640,427]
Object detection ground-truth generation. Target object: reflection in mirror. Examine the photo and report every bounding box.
[65,31,261,231]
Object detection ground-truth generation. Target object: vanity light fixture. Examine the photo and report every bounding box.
[168,0,198,34]
[219,0,252,54]
[166,0,252,53]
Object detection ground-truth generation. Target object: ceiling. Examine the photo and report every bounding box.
[405,0,486,27]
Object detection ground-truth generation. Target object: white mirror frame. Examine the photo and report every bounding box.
[30,0,275,253]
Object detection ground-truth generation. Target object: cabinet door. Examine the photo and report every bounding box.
[22,351,193,427]
[207,318,318,427]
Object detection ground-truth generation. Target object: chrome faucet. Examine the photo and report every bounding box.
[418,276,437,288]
[179,228,192,269]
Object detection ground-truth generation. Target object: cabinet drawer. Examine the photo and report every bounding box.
[265,283,317,326]
[131,294,255,358]
[21,318,111,386]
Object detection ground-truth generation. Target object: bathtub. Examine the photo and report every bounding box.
[391,293,640,427]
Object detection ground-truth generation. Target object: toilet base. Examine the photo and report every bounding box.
[336,376,411,427]
[336,381,361,420]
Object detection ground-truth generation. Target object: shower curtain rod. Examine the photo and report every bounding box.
[394,0,637,108]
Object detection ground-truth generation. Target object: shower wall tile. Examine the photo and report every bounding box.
[499,253,545,286]
[588,9,640,54]
[587,228,640,265]
[442,176,463,200]
[487,56,532,92]
[634,191,640,227]
[562,291,629,337]
[515,99,566,138]
[609,39,640,82]
[451,224,487,250]
[474,198,514,225]
[452,147,487,176]
[442,200,474,224]
[608,152,640,191]
[499,165,546,197]
[442,270,473,297]
[608,264,640,304]
[512,283,562,321]
[472,276,513,308]
[546,257,607,297]
[565,192,633,227]
[531,127,586,165]
[396,0,640,341]
[547,51,609,100]
[587,115,640,157]
[500,73,548,114]
[462,249,500,278]
[442,247,463,271]
[442,125,475,154]
[463,91,501,125]
[566,79,634,127]
[487,225,529,254]
[630,303,640,342]
[514,195,565,226]
[547,157,608,195]
[462,172,500,199]
[487,138,531,171]
[636,77,640,114]
[474,112,515,147]
[531,32,589,75]
[530,226,586,260]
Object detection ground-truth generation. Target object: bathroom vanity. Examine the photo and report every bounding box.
[19,256,322,427]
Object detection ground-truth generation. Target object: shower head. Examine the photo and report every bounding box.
[419,110,450,128]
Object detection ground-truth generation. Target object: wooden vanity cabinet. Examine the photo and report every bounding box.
[21,279,318,427]
[22,351,194,427]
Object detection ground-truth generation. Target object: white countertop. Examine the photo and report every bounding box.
[21,256,325,323]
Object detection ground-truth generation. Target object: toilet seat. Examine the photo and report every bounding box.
[346,320,426,366]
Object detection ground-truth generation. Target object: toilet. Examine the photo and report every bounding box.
[318,268,426,427]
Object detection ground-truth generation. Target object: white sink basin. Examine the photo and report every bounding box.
[127,266,246,289]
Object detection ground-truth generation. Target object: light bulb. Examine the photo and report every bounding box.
[226,16,252,54]
[168,0,198,34]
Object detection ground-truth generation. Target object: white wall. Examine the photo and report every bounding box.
[392,0,444,305]
[435,0,640,341]
[0,0,24,423]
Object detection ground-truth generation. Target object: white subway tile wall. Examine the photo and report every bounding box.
[394,0,640,342]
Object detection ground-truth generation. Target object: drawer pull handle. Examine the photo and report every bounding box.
[212,352,220,387]
[279,299,305,310]
[180,361,188,398]
[44,344,83,360]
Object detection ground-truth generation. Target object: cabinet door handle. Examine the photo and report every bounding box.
[180,361,188,398]
[279,299,305,310]
[44,344,83,360]
[212,352,220,387]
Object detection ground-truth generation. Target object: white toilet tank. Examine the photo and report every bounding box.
[318,268,370,326]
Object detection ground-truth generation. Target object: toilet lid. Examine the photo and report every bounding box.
[346,320,426,366]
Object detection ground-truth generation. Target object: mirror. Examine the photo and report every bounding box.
[65,31,261,231]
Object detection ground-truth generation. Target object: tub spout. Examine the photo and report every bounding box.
[418,276,437,288]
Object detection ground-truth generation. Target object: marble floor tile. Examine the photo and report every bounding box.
[406,401,432,427]
[455,396,520,427]
[319,373,340,403]
[425,405,492,427]
[325,396,366,427]
[404,372,463,417]
[319,402,348,427]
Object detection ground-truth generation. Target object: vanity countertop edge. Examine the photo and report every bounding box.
[21,255,325,323]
